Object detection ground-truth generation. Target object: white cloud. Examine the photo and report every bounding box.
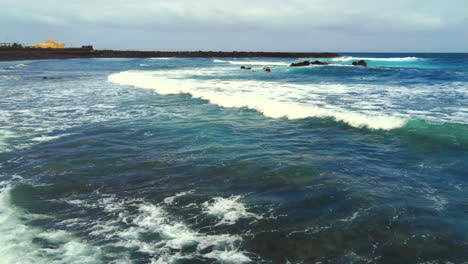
[1,0,467,51]
[2,0,467,31]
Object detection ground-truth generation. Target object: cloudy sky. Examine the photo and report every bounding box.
[1,0,467,52]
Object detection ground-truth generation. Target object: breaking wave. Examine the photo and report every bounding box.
[64,193,254,263]
[213,59,289,66]
[0,180,102,264]
[1,63,29,70]
[332,56,421,62]
[108,70,408,130]
[202,196,262,226]
[0,179,255,263]
[149,57,174,60]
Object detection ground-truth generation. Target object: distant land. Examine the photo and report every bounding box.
[0,47,339,61]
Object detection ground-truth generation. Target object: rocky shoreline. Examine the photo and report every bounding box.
[0,48,339,61]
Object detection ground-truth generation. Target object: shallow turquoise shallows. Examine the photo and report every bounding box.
[0,53,467,264]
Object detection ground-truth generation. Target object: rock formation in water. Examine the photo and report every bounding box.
[291,61,310,67]
[311,60,330,65]
[352,60,367,66]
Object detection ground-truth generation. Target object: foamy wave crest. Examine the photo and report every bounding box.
[213,59,289,66]
[108,70,408,130]
[150,57,174,60]
[0,129,17,153]
[63,194,252,263]
[203,196,262,225]
[164,190,194,204]
[31,133,72,142]
[3,63,29,70]
[0,181,102,264]
[332,56,421,62]
[204,250,252,263]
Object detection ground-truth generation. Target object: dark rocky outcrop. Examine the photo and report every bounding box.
[81,45,94,51]
[311,60,330,65]
[291,61,310,67]
[263,67,271,72]
[240,66,252,70]
[352,60,367,67]
[41,76,58,80]
[291,60,330,67]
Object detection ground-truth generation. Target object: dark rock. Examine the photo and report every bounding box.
[240,66,251,70]
[352,60,367,67]
[263,67,271,72]
[81,45,94,51]
[311,60,330,65]
[291,61,310,67]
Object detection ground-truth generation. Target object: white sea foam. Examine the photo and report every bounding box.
[7,63,29,69]
[150,57,174,60]
[339,211,361,222]
[92,58,133,61]
[213,59,289,66]
[163,190,194,204]
[108,70,410,130]
[426,195,448,211]
[62,194,252,263]
[0,73,191,154]
[31,134,71,142]
[203,196,262,225]
[332,56,421,62]
[0,129,20,154]
[0,182,102,264]
[204,250,252,263]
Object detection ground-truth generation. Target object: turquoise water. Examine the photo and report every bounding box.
[0,54,467,264]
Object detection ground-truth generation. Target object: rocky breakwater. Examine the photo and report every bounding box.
[0,48,340,61]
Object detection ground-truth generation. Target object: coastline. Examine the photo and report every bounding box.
[1,52,467,264]
[0,49,339,61]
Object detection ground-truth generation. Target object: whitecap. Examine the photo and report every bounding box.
[149,57,174,60]
[7,63,29,69]
[163,190,194,204]
[0,129,19,154]
[31,133,71,142]
[63,194,252,263]
[339,211,361,222]
[332,56,421,62]
[108,70,409,130]
[203,250,252,263]
[213,59,289,66]
[0,183,102,264]
[425,194,448,211]
[202,196,262,225]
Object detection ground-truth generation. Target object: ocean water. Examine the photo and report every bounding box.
[0,53,467,264]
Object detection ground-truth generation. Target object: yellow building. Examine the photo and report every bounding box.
[33,39,65,49]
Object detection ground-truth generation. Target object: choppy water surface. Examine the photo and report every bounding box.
[0,54,467,264]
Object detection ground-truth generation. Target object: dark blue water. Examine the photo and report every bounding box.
[0,54,467,264]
